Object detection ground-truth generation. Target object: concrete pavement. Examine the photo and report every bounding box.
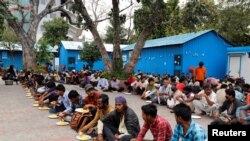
[0,78,212,141]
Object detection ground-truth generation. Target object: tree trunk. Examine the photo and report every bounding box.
[123,0,164,73]
[74,0,112,72]
[112,0,122,72]
[20,38,37,70]
[123,26,153,73]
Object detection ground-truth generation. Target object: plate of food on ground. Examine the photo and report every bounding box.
[33,101,38,104]
[32,103,39,107]
[27,96,33,99]
[75,134,91,141]
[145,100,152,103]
[38,106,49,110]
[75,108,89,113]
[56,120,69,126]
[48,114,59,119]
[123,92,132,95]
[191,115,202,119]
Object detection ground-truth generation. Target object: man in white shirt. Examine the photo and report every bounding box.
[153,78,172,105]
[97,75,109,91]
[193,84,217,116]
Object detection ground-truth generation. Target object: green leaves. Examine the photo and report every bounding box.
[79,42,101,70]
[35,38,53,63]
[218,1,250,45]
[42,18,69,47]
[134,0,168,39]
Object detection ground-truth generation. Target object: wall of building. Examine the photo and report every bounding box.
[182,31,231,79]
[228,53,250,84]
[0,51,23,70]
[123,45,183,75]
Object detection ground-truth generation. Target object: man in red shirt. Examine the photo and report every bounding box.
[136,104,173,141]
[124,73,136,93]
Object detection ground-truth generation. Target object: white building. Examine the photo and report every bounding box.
[37,0,84,41]
[227,46,250,83]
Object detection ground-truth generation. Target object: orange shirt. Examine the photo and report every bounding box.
[84,91,100,106]
[195,67,206,81]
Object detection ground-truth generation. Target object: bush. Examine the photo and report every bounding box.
[101,71,129,80]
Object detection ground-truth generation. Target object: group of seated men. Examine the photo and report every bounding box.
[21,72,211,141]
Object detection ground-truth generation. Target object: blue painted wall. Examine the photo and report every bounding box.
[124,45,183,75]
[182,32,230,79]
[59,44,106,71]
[123,31,231,79]
[0,51,23,70]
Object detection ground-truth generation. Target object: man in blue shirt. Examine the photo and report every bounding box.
[49,84,72,116]
[171,103,207,141]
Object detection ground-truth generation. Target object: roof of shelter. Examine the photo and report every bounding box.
[122,29,231,51]
[227,46,250,54]
[61,41,83,50]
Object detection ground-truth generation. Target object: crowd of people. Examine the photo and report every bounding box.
[2,61,250,140]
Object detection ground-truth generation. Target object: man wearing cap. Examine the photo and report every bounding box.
[97,96,140,141]
[84,84,100,108]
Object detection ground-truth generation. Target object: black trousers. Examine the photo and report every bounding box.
[103,124,132,141]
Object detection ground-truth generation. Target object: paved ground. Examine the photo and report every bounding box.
[0,78,213,141]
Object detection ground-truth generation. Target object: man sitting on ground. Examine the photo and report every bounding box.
[212,89,243,125]
[97,75,109,91]
[49,84,71,117]
[97,96,140,141]
[109,76,124,92]
[78,94,114,136]
[193,84,217,116]
[171,103,207,141]
[136,104,172,141]
[84,84,100,109]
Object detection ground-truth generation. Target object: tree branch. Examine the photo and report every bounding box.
[38,0,72,20]
[94,1,134,23]
[59,9,84,25]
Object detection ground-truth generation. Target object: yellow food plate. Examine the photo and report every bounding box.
[32,104,39,107]
[48,114,59,119]
[27,96,33,99]
[75,108,89,113]
[75,135,91,141]
[33,101,39,104]
[38,107,49,110]
[26,94,32,97]
[56,121,69,126]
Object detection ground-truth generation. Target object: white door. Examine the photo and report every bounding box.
[229,56,240,77]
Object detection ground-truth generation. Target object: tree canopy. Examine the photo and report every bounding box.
[80,42,101,70]
[42,18,69,47]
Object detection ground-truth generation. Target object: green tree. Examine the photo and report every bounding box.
[73,0,167,73]
[0,15,4,40]
[134,0,168,39]
[165,0,185,36]
[1,24,19,62]
[35,38,53,64]
[42,18,69,47]
[104,14,128,44]
[0,0,73,69]
[182,0,218,32]
[218,0,250,45]
[80,42,101,70]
